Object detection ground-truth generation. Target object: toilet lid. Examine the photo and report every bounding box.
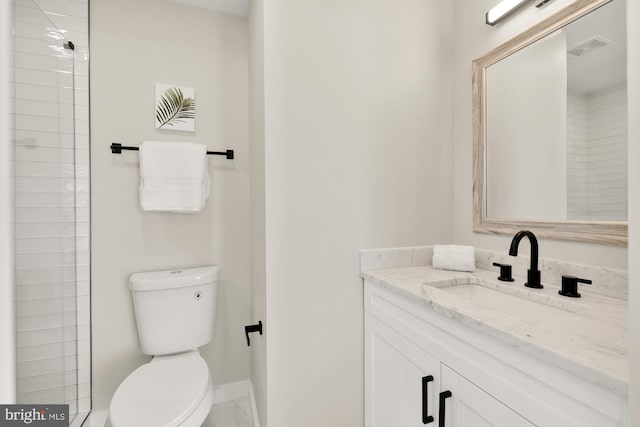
[109,352,211,427]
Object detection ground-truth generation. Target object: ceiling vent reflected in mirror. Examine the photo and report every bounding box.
[568,35,613,57]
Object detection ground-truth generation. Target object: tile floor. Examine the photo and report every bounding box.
[84,398,254,427]
[203,397,253,427]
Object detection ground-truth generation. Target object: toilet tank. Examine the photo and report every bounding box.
[129,266,219,356]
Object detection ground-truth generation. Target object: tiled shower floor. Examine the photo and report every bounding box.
[85,397,254,427]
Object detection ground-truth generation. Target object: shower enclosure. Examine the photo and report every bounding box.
[9,0,91,424]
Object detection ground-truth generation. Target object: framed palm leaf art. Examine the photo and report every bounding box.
[155,83,195,132]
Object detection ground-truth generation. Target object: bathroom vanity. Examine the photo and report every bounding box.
[361,247,628,427]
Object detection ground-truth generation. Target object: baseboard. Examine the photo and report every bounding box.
[213,380,260,427]
[213,380,250,404]
[247,381,261,427]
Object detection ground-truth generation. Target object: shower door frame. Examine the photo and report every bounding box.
[0,0,16,405]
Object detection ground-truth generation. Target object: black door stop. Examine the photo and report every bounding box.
[245,321,263,346]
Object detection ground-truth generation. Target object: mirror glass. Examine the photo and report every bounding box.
[473,0,627,245]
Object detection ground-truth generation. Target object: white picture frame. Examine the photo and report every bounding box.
[155,83,195,132]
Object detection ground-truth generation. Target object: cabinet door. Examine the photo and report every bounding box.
[365,313,441,427]
[439,364,534,427]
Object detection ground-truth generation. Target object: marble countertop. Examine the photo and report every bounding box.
[361,264,628,396]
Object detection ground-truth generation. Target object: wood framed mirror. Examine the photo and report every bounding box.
[472,0,627,245]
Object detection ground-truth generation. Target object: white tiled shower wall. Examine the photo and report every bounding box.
[13,0,89,420]
[567,84,627,221]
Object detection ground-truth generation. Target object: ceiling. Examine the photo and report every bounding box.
[565,0,626,94]
[169,0,250,17]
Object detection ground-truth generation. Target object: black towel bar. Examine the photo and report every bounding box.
[110,143,234,159]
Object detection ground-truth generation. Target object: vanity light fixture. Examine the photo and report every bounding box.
[535,0,554,7]
[486,0,529,26]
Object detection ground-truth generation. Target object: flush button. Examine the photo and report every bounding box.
[194,291,203,300]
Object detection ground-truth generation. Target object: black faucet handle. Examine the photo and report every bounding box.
[492,262,514,282]
[559,275,592,298]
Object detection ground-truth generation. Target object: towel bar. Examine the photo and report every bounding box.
[110,143,234,159]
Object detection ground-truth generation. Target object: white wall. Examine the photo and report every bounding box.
[248,0,267,425]
[452,0,627,269]
[261,0,453,425]
[0,0,15,405]
[90,0,250,409]
[627,0,639,423]
[486,31,567,220]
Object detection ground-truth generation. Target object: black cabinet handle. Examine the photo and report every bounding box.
[422,375,434,424]
[438,390,452,427]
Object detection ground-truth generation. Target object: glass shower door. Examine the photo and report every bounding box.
[13,0,90,424]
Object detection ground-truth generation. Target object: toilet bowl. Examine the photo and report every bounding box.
[107,266,220,427]
[108,351,214,427]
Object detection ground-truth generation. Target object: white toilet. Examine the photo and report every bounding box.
[107,266,220,427]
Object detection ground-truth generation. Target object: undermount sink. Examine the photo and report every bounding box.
[423,277,584,319]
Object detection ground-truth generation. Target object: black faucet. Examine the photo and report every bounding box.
[509,230,543,289]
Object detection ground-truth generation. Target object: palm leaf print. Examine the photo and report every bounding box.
[155,87,195,128]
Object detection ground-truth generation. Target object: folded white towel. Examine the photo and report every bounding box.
[432,245,475,272]
[139,141,210,213]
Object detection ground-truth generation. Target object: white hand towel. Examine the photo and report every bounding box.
[432,245,475,272]
[139,141,210,213]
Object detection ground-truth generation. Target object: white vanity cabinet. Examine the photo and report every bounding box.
[366,313,533,427]
[439,364,533,427]
[366,313,441,426]
[364,280,627,427]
